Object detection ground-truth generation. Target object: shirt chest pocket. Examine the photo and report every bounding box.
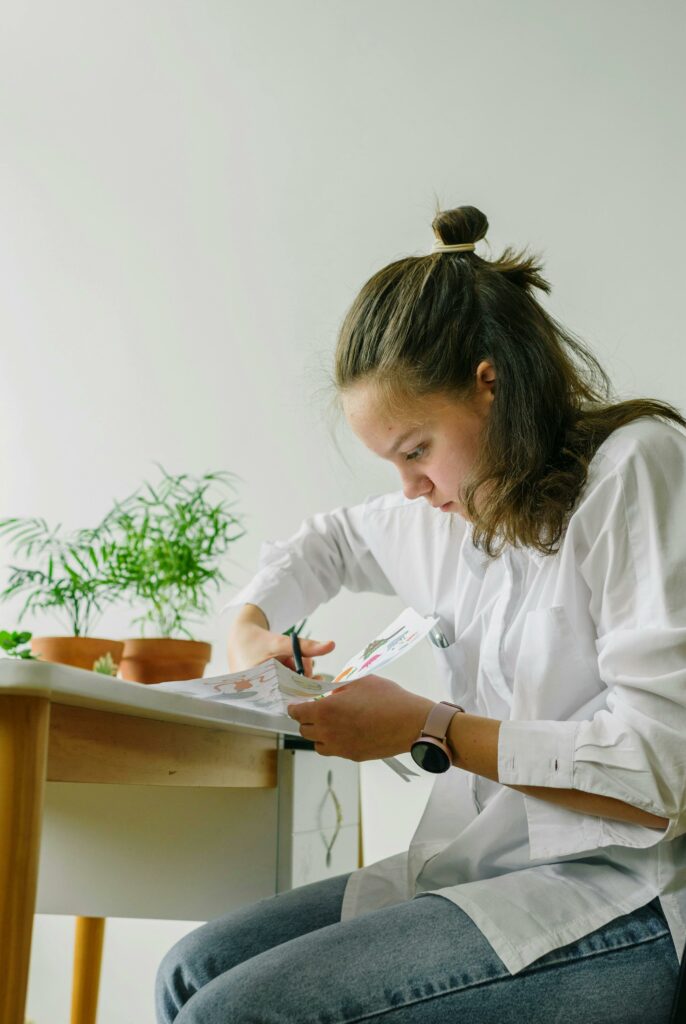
[510,606,604,721]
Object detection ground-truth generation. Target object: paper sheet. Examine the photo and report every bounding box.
[152,606,437,718]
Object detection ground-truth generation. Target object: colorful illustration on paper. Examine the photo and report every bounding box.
[331,609,436,683]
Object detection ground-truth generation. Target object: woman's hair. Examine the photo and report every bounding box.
[333,204,685,556]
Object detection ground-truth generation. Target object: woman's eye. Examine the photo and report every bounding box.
[404,445,426,462]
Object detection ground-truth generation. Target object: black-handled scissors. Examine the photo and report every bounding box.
[291,629,305,675]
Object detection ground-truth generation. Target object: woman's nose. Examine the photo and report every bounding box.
[400,468,431,501]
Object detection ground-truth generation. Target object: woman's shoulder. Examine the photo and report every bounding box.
[563,416,686,599]
[570,415,686,537]
[589,414,686,481]
[357,490,465,545]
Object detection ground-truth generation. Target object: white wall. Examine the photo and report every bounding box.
[1,1,683,1020]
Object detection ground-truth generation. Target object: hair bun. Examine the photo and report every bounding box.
[431,205,488,247]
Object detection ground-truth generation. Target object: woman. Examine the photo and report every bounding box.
[156,206,685,1023]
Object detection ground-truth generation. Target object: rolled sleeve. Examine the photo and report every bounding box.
[498,715,676,858]
[498,720,579,789]
[221,544,309,634]
[220,498,396,634]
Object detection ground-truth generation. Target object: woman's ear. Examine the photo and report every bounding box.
[475,360,496,399]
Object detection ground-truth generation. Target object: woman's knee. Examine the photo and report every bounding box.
[155,875,351,1022]
[155,893,287,1021]
[155,921,220,1023]
[171,948,312,1024]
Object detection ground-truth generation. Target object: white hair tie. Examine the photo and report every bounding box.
[431,241,476,254]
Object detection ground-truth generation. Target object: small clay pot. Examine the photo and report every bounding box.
[118,638,212,684]
[30,636,125,672]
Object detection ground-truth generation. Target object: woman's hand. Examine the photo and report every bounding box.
[228,603,335,678]
[287,674,434,761]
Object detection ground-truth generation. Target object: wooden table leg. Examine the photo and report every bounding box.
[71,916,106,1024]
[0,695,50,1024]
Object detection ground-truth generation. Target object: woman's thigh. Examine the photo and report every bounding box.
[165,889,678,1024]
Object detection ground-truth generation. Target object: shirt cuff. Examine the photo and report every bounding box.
[498,719,580,789]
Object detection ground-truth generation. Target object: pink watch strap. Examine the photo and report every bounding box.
[421,701,465,742]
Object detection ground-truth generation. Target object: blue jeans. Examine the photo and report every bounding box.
[155,872,679,1023]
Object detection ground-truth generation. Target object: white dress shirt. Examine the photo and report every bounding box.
[223,416,686,974]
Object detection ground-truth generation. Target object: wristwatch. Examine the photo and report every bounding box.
[410,701,465,773]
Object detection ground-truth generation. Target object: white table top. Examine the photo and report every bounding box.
[0,659,298,737]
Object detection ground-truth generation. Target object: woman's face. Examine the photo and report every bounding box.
[342,362,495,520]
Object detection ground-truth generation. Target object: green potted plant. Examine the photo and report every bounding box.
[105,465,245,684]
[0,517,125,671]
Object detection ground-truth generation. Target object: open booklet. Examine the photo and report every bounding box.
[151,607,438,781]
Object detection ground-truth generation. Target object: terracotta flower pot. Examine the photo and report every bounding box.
[118,638,212,684]
[30,636,125,672]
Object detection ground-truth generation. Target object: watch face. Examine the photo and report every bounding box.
[410,740,450,774]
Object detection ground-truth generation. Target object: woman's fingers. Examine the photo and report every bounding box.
[228,624,334,676]
[277,637,335,677]
[278,654,318,677]
[298,638,336,655]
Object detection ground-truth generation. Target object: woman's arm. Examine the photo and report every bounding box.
[288,677,670,831]
[446,711,669,830]
[221,501,397,636]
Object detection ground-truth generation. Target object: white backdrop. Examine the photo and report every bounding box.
[1,1,684,1020]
